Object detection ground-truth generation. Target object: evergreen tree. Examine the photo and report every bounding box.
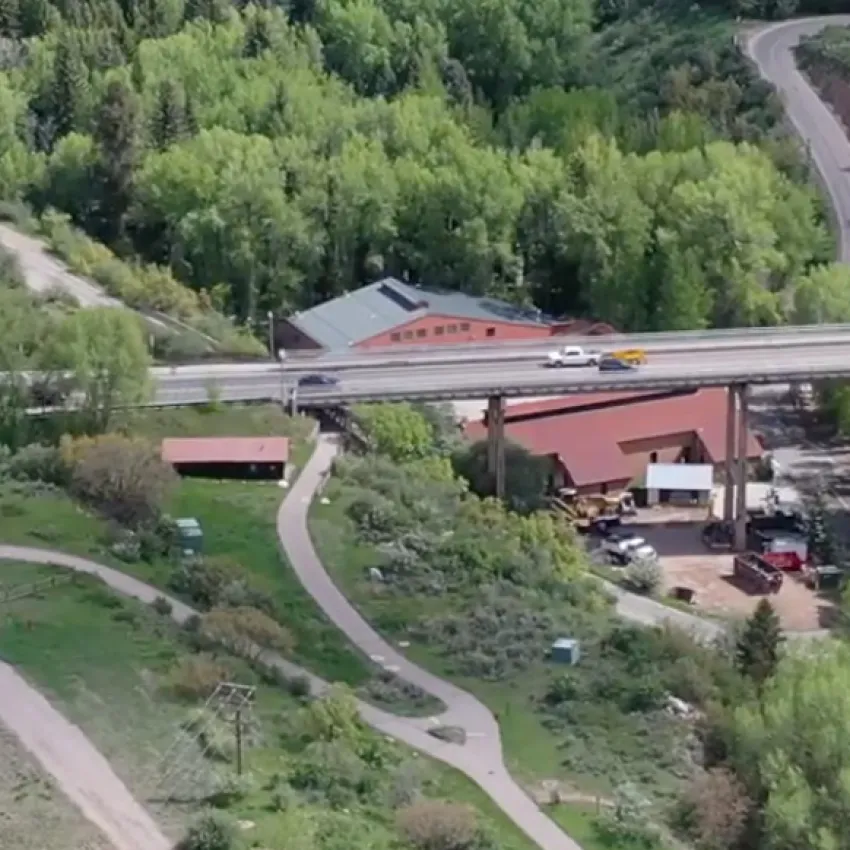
[0,0,20,38]
[150,79,186,150]
[91,80,139,246]
[18,0,48,37]
[736,599,784,687]
[49,35,88,142]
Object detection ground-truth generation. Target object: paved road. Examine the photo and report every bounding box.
[154,342,850,406]
[747,16,850,264]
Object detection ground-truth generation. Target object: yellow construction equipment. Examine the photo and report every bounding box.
[607,348,647,365]
[549,488,635,527]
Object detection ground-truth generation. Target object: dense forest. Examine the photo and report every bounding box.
[0,0,848,336]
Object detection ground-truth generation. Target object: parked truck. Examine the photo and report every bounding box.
[733,552,784,594]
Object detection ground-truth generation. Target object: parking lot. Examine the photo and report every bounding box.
[598,515,834,631]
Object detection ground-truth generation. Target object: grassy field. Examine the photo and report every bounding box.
[0,721,112,850]
[0,561,538,850]
[307,487,689,850]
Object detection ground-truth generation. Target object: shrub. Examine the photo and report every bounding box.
[168,558,239,610]
[207,771,255,808]
[288,740,372,806]
[202,606,294,661]
[286,674,312,699]
[151,595,173,617]
[625,557,663,596]
[396,799,479,850]
[8,444,68,486]
[362,670,441,713]
[63,434,177,527]
[167,656,227,701]
[673,768,750,850]
[178,810,236,850]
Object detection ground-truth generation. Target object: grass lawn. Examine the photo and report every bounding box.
[0,562,538,850]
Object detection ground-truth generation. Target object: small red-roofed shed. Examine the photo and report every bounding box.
[161,437,290,481]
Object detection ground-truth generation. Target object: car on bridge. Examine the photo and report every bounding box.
[598,355,637,373]
[545,345,600,368]
[297,373,340,388]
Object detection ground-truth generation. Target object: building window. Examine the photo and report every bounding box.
[434,326,445,336]
[447,324,458,333]
[460,322,470,331]
[403,330,413,340]
[650,451,658,463]
[416,328,427,338]
[390,332,401,342]
[486,327,496,337]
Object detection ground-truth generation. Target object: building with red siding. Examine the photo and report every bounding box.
[464,389,764,496]
[275,277,614,353]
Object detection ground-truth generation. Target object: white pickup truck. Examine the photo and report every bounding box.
[545,345,600,368]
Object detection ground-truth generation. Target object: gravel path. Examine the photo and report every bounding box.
[0,660,170,850]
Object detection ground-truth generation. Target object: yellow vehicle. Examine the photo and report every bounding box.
[607,348,647,365]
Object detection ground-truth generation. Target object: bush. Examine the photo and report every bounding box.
[625,557,663,596]
[396,799,479,850]
[63,434,177,527]
[288,740,373,807]
[362,670,441,713]
[286,674,312,699]
[207,771,256,808]
[178,810,236,850]
[167,656,227,701]
[151,595,173,617]
[202,606,294,661]
[7,444,68,485]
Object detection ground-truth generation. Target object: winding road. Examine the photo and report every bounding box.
[746,16,850,264]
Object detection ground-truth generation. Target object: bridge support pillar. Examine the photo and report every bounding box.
[735,384,750,552]
[486,395,506,500]
[723,386,737,523]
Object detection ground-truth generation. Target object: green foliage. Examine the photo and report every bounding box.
[0,0,833,338]
[49,306,152,431]
[733,640,850,850]
[354,402,435,463]
[735,599,783,686]
[453,439,549,514]
[624,557,663,597]
[178,810,236,850]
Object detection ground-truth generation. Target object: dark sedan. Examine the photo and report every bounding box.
[598,356,636,373]
[297,373,340,388]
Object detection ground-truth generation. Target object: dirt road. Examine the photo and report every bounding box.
[0,662,171,850]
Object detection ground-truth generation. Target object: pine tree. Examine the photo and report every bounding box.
[0,0,20,38]
[49,35,88,141]
[150,79,186,150]
[92,80,138,246]
[736,599,784,687]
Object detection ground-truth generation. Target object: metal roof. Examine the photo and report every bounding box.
[161,437,290,465]
[289,278,552,350]
[645,463,713,492]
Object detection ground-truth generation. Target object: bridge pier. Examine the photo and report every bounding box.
[723,386,737,523]
[486,395,506,500]
[734,384,750,552]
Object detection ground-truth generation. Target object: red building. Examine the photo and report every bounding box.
[275,278,614,353]
[465,389,764,496]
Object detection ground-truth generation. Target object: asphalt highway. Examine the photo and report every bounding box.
[153,342,850,405]
[747,15,850,263]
